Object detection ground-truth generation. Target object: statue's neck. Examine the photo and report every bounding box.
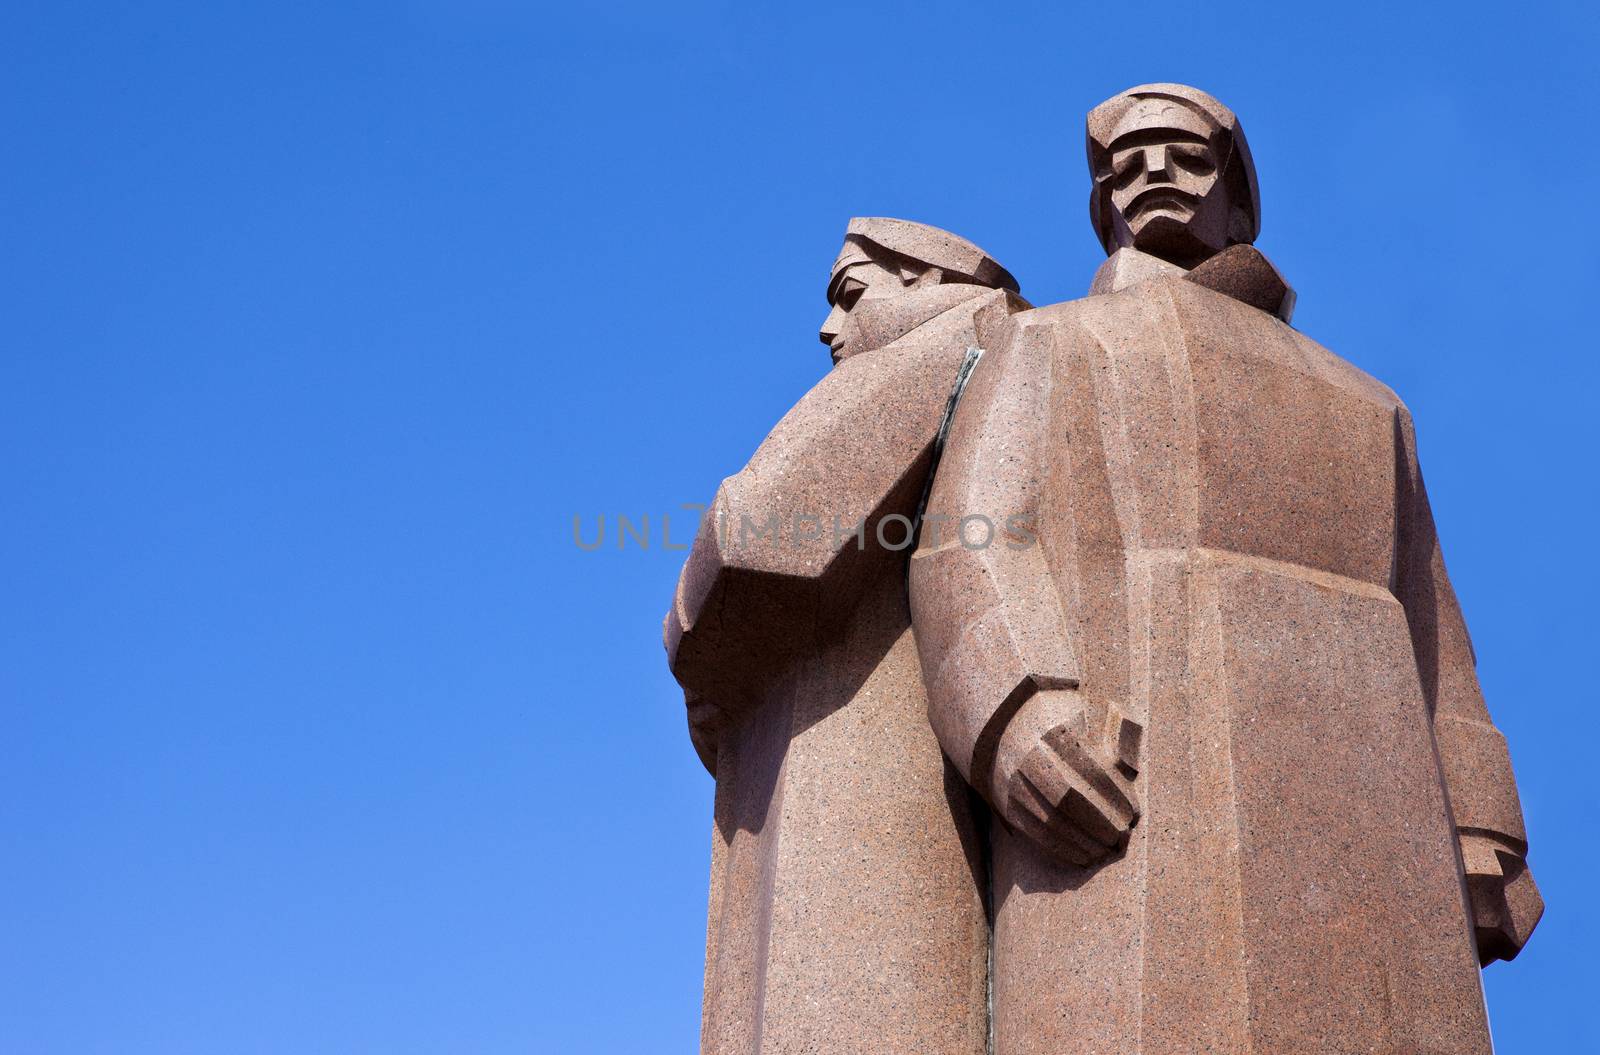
[1088,247,1189,295]
[1090,244,1297,324]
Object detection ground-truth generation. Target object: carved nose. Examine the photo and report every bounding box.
[1144,144,1171,182]
[819,304,845,347]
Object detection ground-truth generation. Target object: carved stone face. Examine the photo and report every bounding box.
[818,252,941,363]
[1104,100,1233,265]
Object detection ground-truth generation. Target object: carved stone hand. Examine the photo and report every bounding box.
[1460,830,1544,965]
[685,692,728,774]
[991,688,1140,867]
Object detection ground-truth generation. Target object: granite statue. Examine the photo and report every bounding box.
[665,218,1027,1053]
[666,83,1541,1055]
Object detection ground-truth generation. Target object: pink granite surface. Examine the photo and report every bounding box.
[666,84,1540,1054]
[669,220,1026,1053]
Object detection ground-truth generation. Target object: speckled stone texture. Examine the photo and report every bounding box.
[906,83,1540,1055]
[919,276,1501,1052]
[667,219,1026,1054]
[667,85,1540,1054]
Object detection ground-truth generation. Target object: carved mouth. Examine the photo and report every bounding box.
[1128,188,1197,218]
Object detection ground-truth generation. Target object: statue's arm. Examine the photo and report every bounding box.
[1394,408,1542,964]
[665,338,967,772]
[910,319,1138,865]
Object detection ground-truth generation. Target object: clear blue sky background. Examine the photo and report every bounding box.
[3,3,1596,1052]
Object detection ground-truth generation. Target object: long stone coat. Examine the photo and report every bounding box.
[909,247,1538,1055]
[666,285,1027,1055]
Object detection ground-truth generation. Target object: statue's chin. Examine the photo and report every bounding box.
[1128,215,1223,268]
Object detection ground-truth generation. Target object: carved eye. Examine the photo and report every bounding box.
[1112,152,1143,189]
[1171,146,1215,175]
[836,277,867,311]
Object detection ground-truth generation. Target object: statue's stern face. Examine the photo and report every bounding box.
[1100,99,1233,263]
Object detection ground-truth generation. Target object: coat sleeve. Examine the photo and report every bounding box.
[908,316,1087,803]
[1393,406,1542,962]
[664,331,973,772]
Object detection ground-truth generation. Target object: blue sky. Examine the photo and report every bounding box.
[3,3,1596,1052]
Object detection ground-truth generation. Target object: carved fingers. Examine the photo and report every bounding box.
[1460,830,1544,965]
[686,692,728,775]
[994,688,1141,868]
[1007,744,1125,865]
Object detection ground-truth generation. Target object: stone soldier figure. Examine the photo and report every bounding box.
[665,219,1028,1055]
[910,83,1542,1054]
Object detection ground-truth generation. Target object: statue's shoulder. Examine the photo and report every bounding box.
[1013,298,1089,324]
[1279,323,1407,415]
[861,286,1028,366]
[991,294,1103,334]
[1007,276,1408,415]
[997,286,1166,343]
[1162,275,1408,412]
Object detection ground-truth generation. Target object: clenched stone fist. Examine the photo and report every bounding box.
[990,687,1140,867]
